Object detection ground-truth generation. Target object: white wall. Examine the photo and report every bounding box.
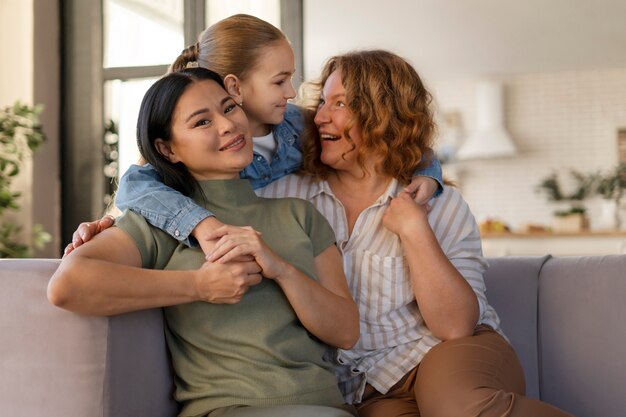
[303,0,626,232]
[0,0,34,247]
[0,0,61,257]
[0,1,33,103]
[433,68,626,230]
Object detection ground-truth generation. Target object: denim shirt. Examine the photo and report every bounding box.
[115,103,443,245]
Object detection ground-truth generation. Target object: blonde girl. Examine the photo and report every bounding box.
[67,14,443,257]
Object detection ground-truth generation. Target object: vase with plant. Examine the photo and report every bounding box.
[0,101,51,257]
[591,163,626,230]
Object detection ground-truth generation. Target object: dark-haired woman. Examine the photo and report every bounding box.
[48,67,359,417]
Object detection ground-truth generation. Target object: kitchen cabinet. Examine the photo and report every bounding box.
[481,231,626,257]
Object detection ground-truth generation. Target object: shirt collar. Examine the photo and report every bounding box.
[315,177,402,206]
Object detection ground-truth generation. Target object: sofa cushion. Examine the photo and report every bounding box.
[484,255,550,399]
[0,259,109,417]
[539,255,626,417]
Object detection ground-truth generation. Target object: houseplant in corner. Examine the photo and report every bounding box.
[0,101,51,257]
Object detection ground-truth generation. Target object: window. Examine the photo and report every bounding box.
[61,0,301,243]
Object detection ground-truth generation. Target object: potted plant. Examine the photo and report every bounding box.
[591,163,626,230]
[535,170,594,233]
[0,101,51,257]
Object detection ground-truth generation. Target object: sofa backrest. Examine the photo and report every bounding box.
[4,255,625,417]
[0,259,178,417]
[538,255,626,417]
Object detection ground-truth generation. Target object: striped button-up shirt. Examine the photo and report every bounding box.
[258,175,503,404]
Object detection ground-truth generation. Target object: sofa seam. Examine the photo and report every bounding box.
[535,254,552,401]
[102,318,112,417]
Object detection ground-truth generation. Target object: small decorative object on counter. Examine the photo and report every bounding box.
[535,170,593,233]
[479,217,511,235]
[552,207,589,233]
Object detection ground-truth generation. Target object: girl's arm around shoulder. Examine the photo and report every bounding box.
[405,149,444,203]
[116,163,214,245]
[282,103,307,136]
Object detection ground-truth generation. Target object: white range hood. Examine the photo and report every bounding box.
[456,81,517,160]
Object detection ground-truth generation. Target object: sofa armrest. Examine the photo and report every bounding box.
[0,259,178,417]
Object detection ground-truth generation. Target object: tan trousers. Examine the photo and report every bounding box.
[357,326,576,417]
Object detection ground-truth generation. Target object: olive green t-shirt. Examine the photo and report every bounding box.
[116,179,344,417]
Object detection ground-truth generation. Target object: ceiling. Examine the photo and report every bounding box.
[303,0,626,82]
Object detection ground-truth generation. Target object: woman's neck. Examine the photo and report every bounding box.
[190,172,240,181]
[327,170,392,235]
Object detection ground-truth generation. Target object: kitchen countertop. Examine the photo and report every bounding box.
[481,230,626,238]
[480,230,626,256]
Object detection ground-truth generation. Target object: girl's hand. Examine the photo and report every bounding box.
[64,215,116,257]
[193,216,226,256]
[382,191,430,237]
[205,225,287,280]
[404,176,438,206]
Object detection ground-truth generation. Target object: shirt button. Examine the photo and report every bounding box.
[256,156,263,161]
[174,230,180,237]
[264,176,270,181]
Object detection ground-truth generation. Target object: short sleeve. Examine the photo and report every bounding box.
[302,202,336,257]
[115,210,178,269]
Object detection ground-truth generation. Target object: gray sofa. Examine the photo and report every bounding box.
[1,255,625,417]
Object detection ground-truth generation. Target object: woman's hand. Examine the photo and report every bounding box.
[205,225,287,280]
[404,176,438,205]
[64,215,115,257]
[195,259,263,304]
[384,191,479,340]
[382,191,430,237]
[205,226,359,349]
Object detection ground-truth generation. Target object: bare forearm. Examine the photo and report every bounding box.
[48,255,198,316]
[274,263,359,349]
[401,230,479,340]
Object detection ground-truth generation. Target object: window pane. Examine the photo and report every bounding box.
[205,0,280,27]
[104,0,184,67]
[104,78,157,205]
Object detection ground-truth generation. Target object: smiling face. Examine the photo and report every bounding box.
[314,69,364,173]
[156,79,253,180]
[237,40,297,136]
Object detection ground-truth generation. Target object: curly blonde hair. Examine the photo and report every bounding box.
[300,50,436,184]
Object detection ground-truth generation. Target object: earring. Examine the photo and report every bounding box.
[238,100,243,107]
